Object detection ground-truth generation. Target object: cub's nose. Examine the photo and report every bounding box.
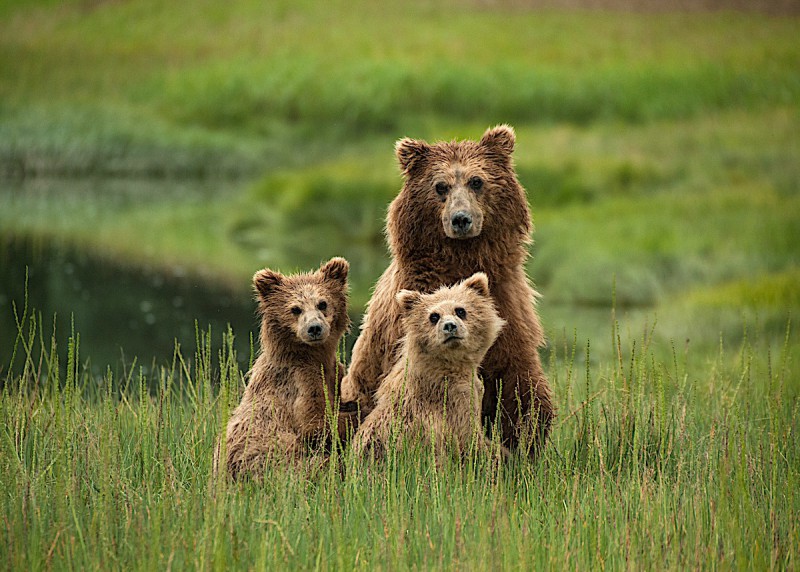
[307,324,323,339]
[442,320,458,334]
[451,212,473,234]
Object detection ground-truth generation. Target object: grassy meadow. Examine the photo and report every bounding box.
[1,0,799,569]
[3,291,798,569]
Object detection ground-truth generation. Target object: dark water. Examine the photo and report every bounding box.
[0,175,622,382]
[0,236,258,377]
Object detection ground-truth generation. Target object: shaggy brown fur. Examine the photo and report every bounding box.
[225,258,357,479]
[342,125,554,458]
[352,273,508,458]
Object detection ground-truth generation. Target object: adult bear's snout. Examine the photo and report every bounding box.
[450,211,473,235]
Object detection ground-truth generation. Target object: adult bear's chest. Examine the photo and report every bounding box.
[398,260,493,295]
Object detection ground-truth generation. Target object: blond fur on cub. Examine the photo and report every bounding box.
[224,258,357,479]
[352,272,507,458]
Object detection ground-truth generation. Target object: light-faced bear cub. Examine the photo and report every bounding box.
[352,272,508,460]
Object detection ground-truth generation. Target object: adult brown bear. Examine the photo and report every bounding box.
[342,125,554,458]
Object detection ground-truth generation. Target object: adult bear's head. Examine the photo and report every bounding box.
[388,125,531,260]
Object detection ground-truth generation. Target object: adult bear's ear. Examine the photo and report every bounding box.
[253,268,283,300]
[395,138,431,176]
[395,289,422,313]
[480,124,515,162]
[320,257,349,286]
[462,272,491,298]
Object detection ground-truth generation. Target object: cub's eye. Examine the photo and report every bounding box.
[291,306,302,316]
[317,301,328,311]
[435,182,450,196]
[468,176,483,191]
[455,307,467,319]
[429,312,440,325]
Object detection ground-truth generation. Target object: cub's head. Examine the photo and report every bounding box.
[392,124,529,243]
[252,257,350,348]
[396,273,505,364]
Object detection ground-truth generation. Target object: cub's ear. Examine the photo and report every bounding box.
[320,257,349,285]
[395,289,422,313]
[253,268,283,300]
[395,137,431,176]
[480,124,515,159]
[462,272,491,298]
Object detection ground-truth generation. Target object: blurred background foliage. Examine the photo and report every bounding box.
[0,0,798,369]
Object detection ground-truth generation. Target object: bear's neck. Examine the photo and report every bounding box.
[259,337,338,380]
[403,349,480,391]
[405,368,480,409]
[387,195,531,284]
[396,237,528,282]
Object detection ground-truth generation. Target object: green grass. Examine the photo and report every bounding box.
[2,295,798,569]
[1,2,799,174]
[2,107,797,340]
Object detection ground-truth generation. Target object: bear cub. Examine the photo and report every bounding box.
[352,272,508,459]
[225,257,356,479]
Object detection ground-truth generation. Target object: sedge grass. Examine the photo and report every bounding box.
[2,292,798,570]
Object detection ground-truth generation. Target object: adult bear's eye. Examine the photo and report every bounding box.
[468,176,483,191]
[317,301,327,311]
[435,182,449,197]
[291,306,302,315]
[455,307,467,319]
[429,312,440,324]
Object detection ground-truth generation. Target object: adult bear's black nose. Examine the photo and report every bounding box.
[442,320,458,334]
[451,211,473,234]
[307,324,323,339]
